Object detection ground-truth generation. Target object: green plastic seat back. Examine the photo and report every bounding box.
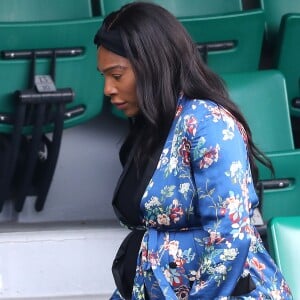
[261,0,300,46]
[275,14,300,118]
[180,10,265,74]
[100,0,242,17]
[0,0,93,21]
[222,70,294,152]
[222,71,300,222]
[99,0,132,15]
[0,18,104,133]
[110,10,265,117]
[268,216,300,299]
[258,149,300,221]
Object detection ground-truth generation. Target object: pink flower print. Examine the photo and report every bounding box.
[162,234,172,251]
[179,137,191,165]
[209,106,222,121]
[244,223,252,234]
[170,206,184,223]
[281,279,292,295]
[226,193,242,223]
[229,210,241,224]
[165,268,188,289]
[175,257,186,268]
[172,272,184,287]
[157,214,171,226]
[207,231,225,246]
[176,104,183,117]
[199,144,220,169]
[148,251,159,267]
[251,257,266,275]
[220,207,227,215]
[185,116,197,136]
[236,121,248,143]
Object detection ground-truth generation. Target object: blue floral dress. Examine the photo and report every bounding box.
[111,96,292,299]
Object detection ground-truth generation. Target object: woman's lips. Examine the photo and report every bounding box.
[112,101,127,110]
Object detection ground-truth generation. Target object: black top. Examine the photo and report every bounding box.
[112,134,166,299]
[114,154,144,226]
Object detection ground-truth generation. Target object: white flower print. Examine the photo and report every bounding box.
[220,248,238,261]
[223,113,235,131]
[158,148,169,169]
[172,198,179,207]
[215,264,227,275]
[222,129,234,141]
[179,183,190,195]
[226,192,240,212]
[230,161,242,177]
[157,213,170,226]
[144,196,160,209]
[164,268,172,284]
[168,240,179,258]
[226,161,243,184]
[169,156,178,172]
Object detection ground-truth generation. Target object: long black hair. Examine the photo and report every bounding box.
[101,1,273,183]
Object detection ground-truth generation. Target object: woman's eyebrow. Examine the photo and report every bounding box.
[97,64,127,74]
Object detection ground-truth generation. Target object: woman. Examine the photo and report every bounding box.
[94,2,292,299]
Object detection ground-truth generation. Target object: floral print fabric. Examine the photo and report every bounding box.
[111,97,292,300]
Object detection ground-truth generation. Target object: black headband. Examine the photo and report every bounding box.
[94,21,127,58]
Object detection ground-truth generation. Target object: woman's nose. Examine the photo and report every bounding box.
[103,79,116,97]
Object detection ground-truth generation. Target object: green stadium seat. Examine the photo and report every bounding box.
[0,18,104,133]
[180,9,265,74]
[267,216,300,299]
[0,0,93,22]
[261,0,300,48]
[112,9,265,119]
[223,70,293,152]
[99,0,243,17]
[275,14,300,119]
[0,17,104,211]
[222,70,300,222]
[99,0,132,15]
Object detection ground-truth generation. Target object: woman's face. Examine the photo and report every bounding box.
[97,46,139,117]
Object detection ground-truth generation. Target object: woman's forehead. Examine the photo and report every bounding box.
[97,46,131,73]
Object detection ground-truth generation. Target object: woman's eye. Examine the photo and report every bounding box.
[112,74,122,80]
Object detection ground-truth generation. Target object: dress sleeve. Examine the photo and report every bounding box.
[188,102,255,298]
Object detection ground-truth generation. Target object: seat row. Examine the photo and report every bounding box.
[1,0,300,123]
[0,0,245,21]
[99,0,300,125]
[0,0,300,221]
